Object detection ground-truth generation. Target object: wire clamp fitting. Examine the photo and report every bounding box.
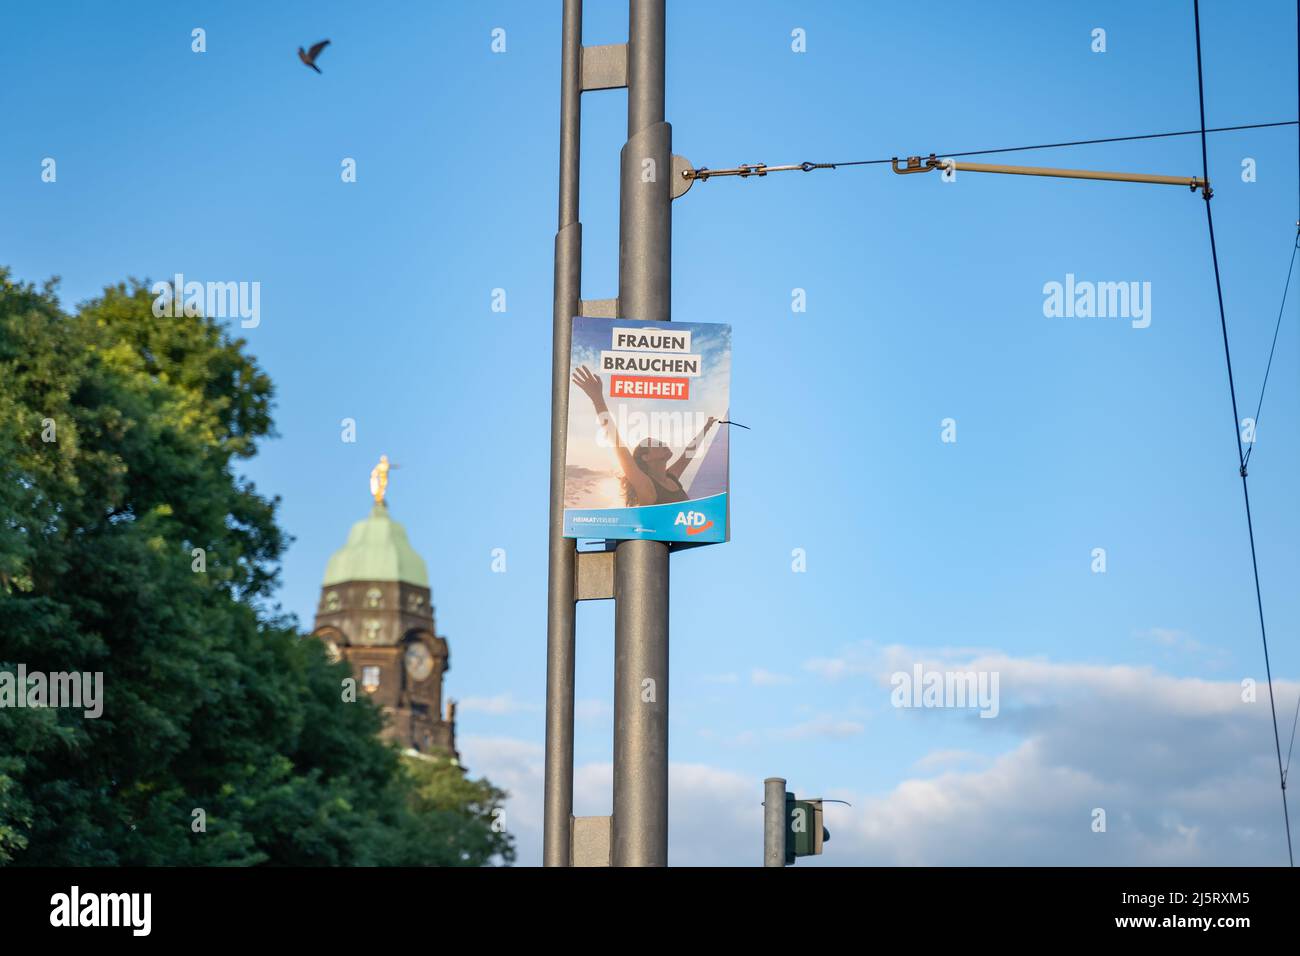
[892,154,941,175]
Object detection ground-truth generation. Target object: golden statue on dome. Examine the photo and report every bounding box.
[369,454,391,505]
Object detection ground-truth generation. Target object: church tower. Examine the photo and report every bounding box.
[311,457,456,757]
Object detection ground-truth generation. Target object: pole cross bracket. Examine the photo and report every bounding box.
[575,549,615,601]
[580,43,628,92]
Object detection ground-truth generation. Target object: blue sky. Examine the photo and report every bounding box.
[2,0,1297,865]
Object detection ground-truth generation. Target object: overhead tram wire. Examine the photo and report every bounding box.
[1194,0,1294,867]
[681,120,1299,182]
[826,120,1298,167]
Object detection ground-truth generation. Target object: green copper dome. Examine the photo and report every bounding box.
[322,502,429,588]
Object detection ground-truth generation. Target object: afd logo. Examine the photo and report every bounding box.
[674,510,714,536]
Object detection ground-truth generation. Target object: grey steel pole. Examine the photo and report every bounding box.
[543,0,583,868]
[764,778,786,867]
[611,0,672,867]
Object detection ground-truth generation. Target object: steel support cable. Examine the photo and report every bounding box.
[682,121,1299,182]
[1242,235,1300,470]
[837,120,1299,166]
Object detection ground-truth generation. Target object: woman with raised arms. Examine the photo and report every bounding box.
[571,364,716,507]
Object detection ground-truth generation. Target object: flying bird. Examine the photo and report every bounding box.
[298,39,330,73]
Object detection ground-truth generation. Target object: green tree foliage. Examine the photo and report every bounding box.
[385,754,514,866]
[0,269,514,866]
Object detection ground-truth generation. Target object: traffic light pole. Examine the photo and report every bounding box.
[764,777,786,867]
[612,0,672,868]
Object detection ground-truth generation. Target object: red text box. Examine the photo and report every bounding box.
[609,375,690,400]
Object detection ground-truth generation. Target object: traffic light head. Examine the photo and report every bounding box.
[785,794,829,864]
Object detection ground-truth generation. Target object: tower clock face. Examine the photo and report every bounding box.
[405,643,433,681]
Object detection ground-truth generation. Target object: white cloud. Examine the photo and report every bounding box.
[457,735,546,860]
[804,641,1002,682]
[751,668,792,687]
[1134,627,1231,670]
[457,692,538,716]
[1142,627,1197,649]
[460,735,758,866]
[912,749,989,771]
[777,715,865,740]
[697,728,758,747]
[463,655,1299,866]
[802,656,861,681]
[801,652,1299,865]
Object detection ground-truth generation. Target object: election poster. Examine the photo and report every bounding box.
[563,317,731,544]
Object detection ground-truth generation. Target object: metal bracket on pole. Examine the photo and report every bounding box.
[579,297,620,318]
[572,815,612,866]
[576,550,615,601]
[581,43,628,92]
[670,155,694,200]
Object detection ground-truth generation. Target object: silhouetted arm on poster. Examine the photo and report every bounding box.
[572,365,657,505]
[667,416,716,481]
